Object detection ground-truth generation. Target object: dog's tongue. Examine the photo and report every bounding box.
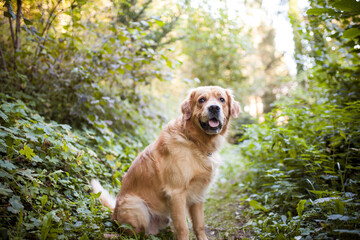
[209,119,219,128]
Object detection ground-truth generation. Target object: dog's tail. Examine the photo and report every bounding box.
[90,179,116,211]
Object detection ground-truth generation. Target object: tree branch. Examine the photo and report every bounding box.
[41,0,61,37]
[6,4,16,51]
[133,0,152,22]
[15,0,22,51]
[35,0,61,56]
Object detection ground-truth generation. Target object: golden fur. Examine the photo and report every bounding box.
[92,86,240,240]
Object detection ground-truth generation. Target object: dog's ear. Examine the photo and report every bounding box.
[226,89,240,118]
[181,91,195,120]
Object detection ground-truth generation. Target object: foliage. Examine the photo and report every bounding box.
[237,93,360,239]
[0,0,183,238]
[292,0,360,101]
[0,93,134,238]
[0,93,177,239]
[232,1,360,239]
[0,0,182,138]
[181,2,248,88]
[182,0,293,122]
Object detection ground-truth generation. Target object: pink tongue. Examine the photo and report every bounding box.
[209,119,219,128]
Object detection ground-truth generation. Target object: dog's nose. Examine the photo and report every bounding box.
[208,105,220,113]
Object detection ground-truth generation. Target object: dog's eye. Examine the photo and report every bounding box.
[219,97,225,103]
[198,98,206,103]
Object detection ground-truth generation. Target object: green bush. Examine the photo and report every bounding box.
[0,93,146,239]
[235,1,360,238]
[0,0,180,139]
[237,89,360,239]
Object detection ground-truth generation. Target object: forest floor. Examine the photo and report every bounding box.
[201,144,253,240]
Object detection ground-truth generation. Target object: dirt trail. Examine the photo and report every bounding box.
[202,144,253,240]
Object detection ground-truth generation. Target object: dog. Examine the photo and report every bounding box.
[91,86,240,240]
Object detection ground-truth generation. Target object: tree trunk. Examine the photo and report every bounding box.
[15,0,22,51]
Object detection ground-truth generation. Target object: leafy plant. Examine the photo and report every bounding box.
[236,93,360,239]
[0,0,182,139]
[0,93,156,239]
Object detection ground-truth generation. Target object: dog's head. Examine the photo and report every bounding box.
[181,86,240,135]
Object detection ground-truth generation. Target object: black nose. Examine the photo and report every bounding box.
[208,105,220,113]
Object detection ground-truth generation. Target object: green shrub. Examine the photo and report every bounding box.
[0,0,180,139]
[0,93,147,239]
[237,91,360,239]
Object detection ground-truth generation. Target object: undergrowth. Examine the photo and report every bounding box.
[0,93,174,239]
[235,91,360,239]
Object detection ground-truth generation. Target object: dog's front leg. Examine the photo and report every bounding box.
[190,202,208,240]
[169,192,189,240]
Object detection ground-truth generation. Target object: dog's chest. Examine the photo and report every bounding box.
[162,137,220,203]
[184,153,219,204]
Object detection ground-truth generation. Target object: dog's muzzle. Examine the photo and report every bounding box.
[199,105,223,135]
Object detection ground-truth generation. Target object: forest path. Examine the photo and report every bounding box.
[201,143,253,240]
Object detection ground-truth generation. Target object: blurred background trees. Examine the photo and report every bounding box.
[0,0,298,131]
[0,0,186,140]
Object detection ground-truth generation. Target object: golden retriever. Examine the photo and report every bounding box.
[91,86,240,240]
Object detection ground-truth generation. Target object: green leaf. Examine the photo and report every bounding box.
[87,114,95,122]
[327,214,353,221]
[8,195,24,214]
[332,0,360,11]
[79,233,89,240]
[25,132,39,142]
[0,160,17,170]
[276,233,287,240]
[346,164,360,170]
[118,34,128,43]
[23,17,33,25]
[0,183,13,196]
[4,11,16,19]
[32,155,43,162]
[339,129,347,142]
[124,64,133,71]
[22,24,32,35]
[249,200,267,211]
[296,200,307,217]
[18,169,35,180]
[333,229,360,236]
[335,199,345,214]
[140,20,149,27]
[59,124,71,131]
[343,28,360,39]
[306,8,336,15]
[120,223,134,231]
[41,195,48,208]
[0,129,8,138]
[117,68,125,74]
[0,110,8,122]
[155,19,165,27]
[19,144,36,160]
[41,211,54,240]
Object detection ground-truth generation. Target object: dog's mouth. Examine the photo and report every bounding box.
[199,118,223,134]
